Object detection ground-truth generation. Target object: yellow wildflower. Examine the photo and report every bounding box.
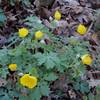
[35,31,44,39]
[18,28,29,38]
[8,64,17,71]
[77,24,87,35]
[81,54,93,65]
[54,10,61,21]
[20,74,37,89]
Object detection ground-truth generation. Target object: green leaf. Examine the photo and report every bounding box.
[9,0,16,6]
[34,53,46,66]
[0,68,8,78]
[50,20,57,29]
[22,0,31,7]
[95,94,100,100]
[30,87,41,100]
[34,52,60,69]
[83,96,87,100]
[19,93,33,100]
[44,73,58,81]
[45,52,60,69]
[0,14,6,22]
[80,82,89,93]
[96,86,100,91]
[45,58,55,69]
[0,49,9,64]
[0,8,6,25]
[74,80,90,94]
[29,67,39,77]
[88,93,95,100]
[8,90,19,99]
[40,82,50,96]
[0,94,11,100]
[25,16,43,30]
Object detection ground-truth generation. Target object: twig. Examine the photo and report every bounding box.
[86,22,94,34]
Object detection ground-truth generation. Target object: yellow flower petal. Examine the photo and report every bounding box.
[18,28,29,38]
[35,31,44,40]
[8,64,17,71]
[54,10,61,21]
[77,24,87,35]
[20,74,29,86]
[27,76,37,89]
[81,54,93,65]
[20,74,37,89]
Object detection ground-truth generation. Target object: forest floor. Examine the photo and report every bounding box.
[0,0,100,100]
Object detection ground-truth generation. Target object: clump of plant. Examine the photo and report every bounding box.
[0,16,95,100]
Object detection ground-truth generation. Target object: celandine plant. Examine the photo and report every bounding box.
[0,16,94,100]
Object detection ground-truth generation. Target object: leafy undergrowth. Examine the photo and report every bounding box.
[0,0,100,100]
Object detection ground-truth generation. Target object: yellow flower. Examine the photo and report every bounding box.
[35,31,44,39]
[81,54,93,65]
[20,74,37,89]
[77,24,87,35]
[18,28,29,38]
[54,10,61,21]
[8,64,17,71]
